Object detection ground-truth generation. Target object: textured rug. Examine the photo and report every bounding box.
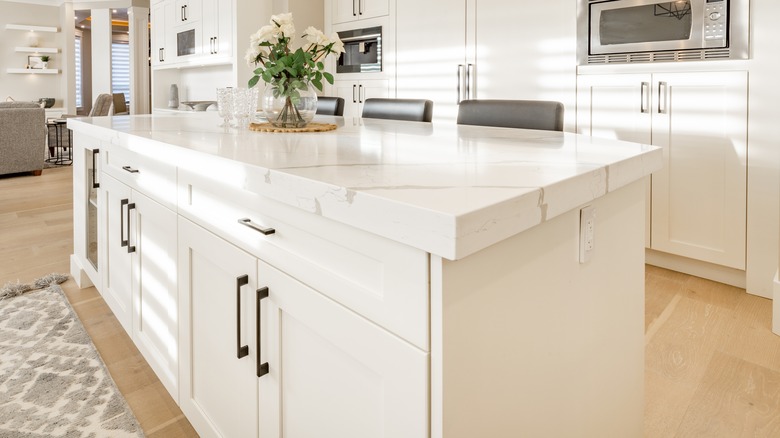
[0,283,144,437]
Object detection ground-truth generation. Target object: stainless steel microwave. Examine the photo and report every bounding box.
[336,26,382,73]
[577,0,749,64]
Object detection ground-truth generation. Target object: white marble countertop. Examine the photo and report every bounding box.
[68,112,662,260]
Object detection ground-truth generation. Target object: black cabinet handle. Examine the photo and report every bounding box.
[256,287,269,377]
[126,202,136,253]
[120,199,129,248]
[236,275,250,359]
[91,149,100,188]
[122,165,139,173]
[238,218,275,235]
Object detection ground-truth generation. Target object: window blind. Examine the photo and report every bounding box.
[111,42,130,104]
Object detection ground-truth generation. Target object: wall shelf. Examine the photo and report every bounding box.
[5,24,59,33]
[6,68,59,74]
[15,47,59,53]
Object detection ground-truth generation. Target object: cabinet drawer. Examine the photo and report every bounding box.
[103,143,177,210]
[177,167,430,350]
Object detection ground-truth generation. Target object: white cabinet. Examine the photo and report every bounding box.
[178,218,429,438]
[70,136,101,289]
[99,145,179,400]
[395,0,576,125]
[577,71,748,269]
[332,0,389,24]
[173,0,201,25]
[334,79,389,118]
[201,0,232,60]
[151,1,175,66]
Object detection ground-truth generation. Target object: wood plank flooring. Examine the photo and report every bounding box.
[3,166,780,437]
[0,167,197,437]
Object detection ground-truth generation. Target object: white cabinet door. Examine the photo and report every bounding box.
[173,0,200,25]
[334,79,389,118]
[201,0,232,61]
[178,217,259,438]
[131,190,179,399]
[651,71,748,269]
[100,173,134,333]
[258,260,429,438]
[151,1,175,66]
[332,0,388,24]
[396,0,466,122]
[576,73,652,246]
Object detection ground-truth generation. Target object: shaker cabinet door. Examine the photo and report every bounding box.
[100,174,134,334]
[258,260,429,438]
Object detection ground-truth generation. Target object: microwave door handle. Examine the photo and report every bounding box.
[640,81,650,113]
[658,81,668,114]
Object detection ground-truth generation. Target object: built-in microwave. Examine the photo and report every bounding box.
[577,0,749,64]
[336,26,382,73]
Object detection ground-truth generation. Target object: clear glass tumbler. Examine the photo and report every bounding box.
[216,87,233,127]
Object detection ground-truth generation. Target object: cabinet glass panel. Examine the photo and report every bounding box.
[86,148,98,269]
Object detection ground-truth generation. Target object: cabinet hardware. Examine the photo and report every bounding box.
[457,65,464,104]
[658,81,668,114]
[359,84,364,103]
[161,48,165,62]
[91,149,100,188]
[353,0,357,16]
[236,275,250,359]
[238,218,276,235]
[640,82,650,114]
[352,84,357,103]
[127,202,136,254]
[183,4,188,21]
[159,48,163,62]
[122,165,139,173]
[466,64,474,100]
[120,199,129,248]
[256,287,269,377]
[359,0,364,15]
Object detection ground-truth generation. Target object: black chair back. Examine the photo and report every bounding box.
[362,98,434,122]
[316,96,345,116]
[457,99,564,131]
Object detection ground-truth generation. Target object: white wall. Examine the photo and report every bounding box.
[0,1,62,106]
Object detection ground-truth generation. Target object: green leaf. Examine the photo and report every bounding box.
[316,62,324,70]
[248,75,260,88]
[312,79,323,91]
[323,72,334,84]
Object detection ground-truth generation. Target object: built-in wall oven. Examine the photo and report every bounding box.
[336,26,382,73]
[578,0,749,64]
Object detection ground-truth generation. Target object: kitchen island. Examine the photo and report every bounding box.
[69,113,661,438]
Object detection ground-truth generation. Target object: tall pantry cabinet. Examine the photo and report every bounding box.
[577,71,748,270]
[395,0,577,124]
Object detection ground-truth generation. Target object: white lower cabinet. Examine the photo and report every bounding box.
[178,217,429,438]
[333,79,389,118]
[100,172,179,398]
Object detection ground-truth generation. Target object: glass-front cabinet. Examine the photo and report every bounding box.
[71,136,102,290]
[86,148,99,270]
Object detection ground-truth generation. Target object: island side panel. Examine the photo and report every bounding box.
[431,179,646,438]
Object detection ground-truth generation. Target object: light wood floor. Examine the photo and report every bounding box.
[3,166,780,437]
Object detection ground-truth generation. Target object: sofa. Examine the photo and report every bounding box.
[0,102,46,176]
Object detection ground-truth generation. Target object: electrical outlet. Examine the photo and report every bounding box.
[580,205,595,263]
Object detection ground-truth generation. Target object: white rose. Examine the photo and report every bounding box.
[251,24,278,45]
[329,33,345,54]
[271,12,293,27]
[244,46,263,66]
[303,26,325,46]
[278,22,295,37]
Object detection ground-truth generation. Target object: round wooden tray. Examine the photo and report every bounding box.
[248,122,337,133]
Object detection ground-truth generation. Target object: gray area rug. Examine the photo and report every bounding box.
[0,284,144,437]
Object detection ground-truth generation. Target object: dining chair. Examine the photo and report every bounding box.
[112,93,129,115]
[362,98,434,122]
[316,96,345,116]
[457,99,564,131]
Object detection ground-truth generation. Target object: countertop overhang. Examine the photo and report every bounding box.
[68,113,662,260]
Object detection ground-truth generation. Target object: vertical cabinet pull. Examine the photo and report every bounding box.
[359,84,364,103]
[466,64,474,100]
[352,0,357,16]
[120,199,129,248]
[256,287,269,377]
[640,82,650,114]
[91,149,100,188]
[359,0,364,15]
[658,81,668,114]
[236,275,250,359]
[352,84,357,103]
[457,65,464,104]
[126,202,136,253]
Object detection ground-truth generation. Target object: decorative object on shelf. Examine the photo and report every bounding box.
[40,55,50,69]
[248,121,338,133]
[168,84,179,108]
[181,101,217,111]
[38,97,55,108]
[27,34,39,47]
[27,55,44,69]
[246,13,344,128]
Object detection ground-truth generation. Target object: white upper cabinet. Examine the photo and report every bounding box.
[201,0,233,60]
[151,0,233,68]
[173,0,201,25]
[151,1,175,66]
[332,0,389,24]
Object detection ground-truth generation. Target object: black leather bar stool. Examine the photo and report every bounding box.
[362,98,434,122]
[457,99,564,131]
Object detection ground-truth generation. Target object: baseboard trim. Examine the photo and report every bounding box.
[69,254,94,289]
[773,271,780,336]
[645,249,747,290]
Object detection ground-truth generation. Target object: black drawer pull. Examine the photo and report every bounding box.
[238,218,275,235]
[257,286,269,378]
[122,165,139,173]
[236,275,249,359]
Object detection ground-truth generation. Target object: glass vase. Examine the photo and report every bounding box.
[261,82,318,128]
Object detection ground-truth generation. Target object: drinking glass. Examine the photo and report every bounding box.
[216,87,233,127]
[232,88,259,129]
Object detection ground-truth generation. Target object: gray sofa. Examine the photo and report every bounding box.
[0,102,46,176]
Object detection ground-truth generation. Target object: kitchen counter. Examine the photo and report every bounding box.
[68,112,661,260]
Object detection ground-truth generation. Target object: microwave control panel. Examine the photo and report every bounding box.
[704,0,727,47]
